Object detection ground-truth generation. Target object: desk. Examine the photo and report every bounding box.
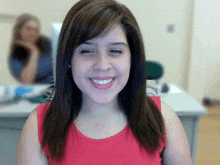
[0,101,39,165]
[0,84,207,165]
[0,85,50,165]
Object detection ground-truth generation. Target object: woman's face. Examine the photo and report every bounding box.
[19,20,40,44]
[72,25,131,105]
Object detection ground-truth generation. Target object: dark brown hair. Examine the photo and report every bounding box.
[10,14,51,62]
[41,0,166,161]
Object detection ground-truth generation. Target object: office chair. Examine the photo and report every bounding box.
[146,60,164,83]
[146,61,169,95]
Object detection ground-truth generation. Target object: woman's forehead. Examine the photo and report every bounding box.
[81,25,127,45]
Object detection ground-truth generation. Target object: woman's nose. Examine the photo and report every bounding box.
[94,53,112,71]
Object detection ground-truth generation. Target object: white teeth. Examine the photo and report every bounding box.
[91,78,113,85]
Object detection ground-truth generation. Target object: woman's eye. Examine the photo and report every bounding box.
[80,50,93,54]
[110,50,122,54]
[79,49,96,58]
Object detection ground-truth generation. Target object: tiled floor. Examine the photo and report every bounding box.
[195,103,220,165]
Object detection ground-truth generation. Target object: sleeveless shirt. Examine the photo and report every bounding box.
[37,96,166,164]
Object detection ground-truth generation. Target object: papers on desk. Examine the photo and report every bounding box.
[147,83,182,97]
[168,84,182,93]
[0,85,50,101]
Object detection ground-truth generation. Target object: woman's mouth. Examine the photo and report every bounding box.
[89,77,116,90]
[89,78,114,85]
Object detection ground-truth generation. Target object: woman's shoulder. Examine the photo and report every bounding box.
[160,100,193,164]
[160,101,181,123]
[18,109,38,150]
[15,108,49,164]
[26,104,48,123]
[160,101,178,128]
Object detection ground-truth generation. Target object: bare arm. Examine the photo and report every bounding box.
[15,109,49,165]
[161,101,193,165]
[20,52,39,84]
[14,40,40,84]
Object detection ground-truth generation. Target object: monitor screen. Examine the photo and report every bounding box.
[50,23,62,82]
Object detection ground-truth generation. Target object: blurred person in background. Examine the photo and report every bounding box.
[8,14,53,84]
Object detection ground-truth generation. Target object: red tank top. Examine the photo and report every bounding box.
[37,96,166,164]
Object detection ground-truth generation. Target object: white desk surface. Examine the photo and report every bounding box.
[148,83,207,116]
[162,92,207,116]
[0,84,207,117]
[0,85,50,117]
[0,100,39,117]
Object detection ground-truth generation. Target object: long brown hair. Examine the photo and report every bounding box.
[41,0,166,161]
[10,14,51,62]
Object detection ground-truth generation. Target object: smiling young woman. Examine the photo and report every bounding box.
[72,24,131,105]
[16,0,192,164]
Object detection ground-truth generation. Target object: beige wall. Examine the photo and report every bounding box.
[202,0,220,100]
[188,0,220,102]
[0,17,18,85]
[0,0,219,102]
[126,0,194,92]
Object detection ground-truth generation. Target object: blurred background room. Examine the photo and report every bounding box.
[0,0,219,165]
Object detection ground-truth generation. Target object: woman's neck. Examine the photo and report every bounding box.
[78,95,122,120]
[73,98,127,137]
[73,94,128,138]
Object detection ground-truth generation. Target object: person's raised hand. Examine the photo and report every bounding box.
[14,40,39,55]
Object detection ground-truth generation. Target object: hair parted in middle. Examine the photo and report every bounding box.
[42,0,166,161]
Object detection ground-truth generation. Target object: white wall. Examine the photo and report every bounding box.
[0,17,19,85]
[0,0,219,102]
[203,0,220,100]
[124,0,194,92]
[188,0,220,101]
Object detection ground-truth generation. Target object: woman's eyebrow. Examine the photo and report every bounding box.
[109,42,128,47]
[80,41,128,47]
[81,41,94,45]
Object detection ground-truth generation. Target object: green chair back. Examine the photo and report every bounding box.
[146,61,164,80]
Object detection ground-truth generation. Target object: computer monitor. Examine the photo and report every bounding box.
[50,23,62,82]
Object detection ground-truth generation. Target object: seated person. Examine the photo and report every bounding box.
[8,14,53,84]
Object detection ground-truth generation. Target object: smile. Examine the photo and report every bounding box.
[89,78,114,85]
[89,77,116,90]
